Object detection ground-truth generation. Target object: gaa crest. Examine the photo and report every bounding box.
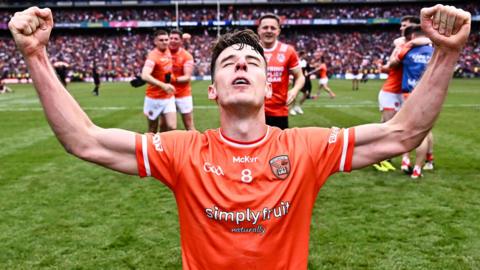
[276,53,285,63]
[269,155,290,180]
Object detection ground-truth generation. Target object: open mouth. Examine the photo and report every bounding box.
[232,77,251,86]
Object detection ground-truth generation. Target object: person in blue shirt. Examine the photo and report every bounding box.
[398,24,435,179]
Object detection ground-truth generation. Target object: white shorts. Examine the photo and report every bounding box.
[143,96,176,120]
[175,96,194,114]
[378,90,403,112]
[319,78,328,85]
[355,73,363,80]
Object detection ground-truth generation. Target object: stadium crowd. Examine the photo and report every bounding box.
[1,29,479,81]
[0,3,478,23]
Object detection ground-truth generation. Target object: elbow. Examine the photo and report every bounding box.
[62,141,91,160]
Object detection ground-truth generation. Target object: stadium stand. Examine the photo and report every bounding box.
[0,1,479,80]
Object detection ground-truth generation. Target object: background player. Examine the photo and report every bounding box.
[257,13,305,129]
[91,61,100,96]
[374,15,423,172]
[290,51,312,116]
[312,56,336,99]
[169,29,196,131]
[141,30,176,133]
[395,24,434,179]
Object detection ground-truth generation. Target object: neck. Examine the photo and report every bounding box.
[219,105,267,142]
[170,47,180,53]
[262,40,276,50]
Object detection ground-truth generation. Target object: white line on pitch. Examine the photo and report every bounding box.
[0,104,479,112]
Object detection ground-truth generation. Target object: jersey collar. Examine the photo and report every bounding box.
[219,126,270,148]
[262,40,279,53]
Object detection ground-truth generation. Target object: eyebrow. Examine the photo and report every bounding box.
[219,54,262,65]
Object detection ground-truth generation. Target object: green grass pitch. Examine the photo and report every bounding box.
[0,79,479,269]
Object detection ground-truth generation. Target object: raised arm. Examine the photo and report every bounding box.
[352,4,471,169]
[9,7,138,175]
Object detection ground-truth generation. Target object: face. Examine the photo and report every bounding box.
[400,20,412,36]
[257,18,280,47]
[169,33,182,50]
[182,33,191,43]
[154,34,169,51]
[208,44,272,108]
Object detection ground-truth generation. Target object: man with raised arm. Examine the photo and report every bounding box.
[9,5,470,269]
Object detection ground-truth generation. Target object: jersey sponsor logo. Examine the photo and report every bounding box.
[233,155,258,163]
[328,127,340,144]
[407,78,418,89]
[269,155,290,180]
[152,133,163,152]
[410,54,431,64]
[276,53,285,63]
[267,66,284,83]
[203,162,224,176]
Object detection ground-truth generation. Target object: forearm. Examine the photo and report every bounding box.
[141,73,166,89]
[290,74,305,95]
[176,75,191,83]
[25,49,95,154]
[391,48,459,147]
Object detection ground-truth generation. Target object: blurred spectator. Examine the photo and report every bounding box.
[0,29,478,79]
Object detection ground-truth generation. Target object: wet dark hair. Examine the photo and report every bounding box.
[154,30,168,37]
[401,15,420,24]
[210,29,266,82]
[170,29,183,37]
[404,24,424,39]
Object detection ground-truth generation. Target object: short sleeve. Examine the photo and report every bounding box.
[183,52,194,67]
[303,127,355,176]
[135,130,192,190]
[287,46,301,71]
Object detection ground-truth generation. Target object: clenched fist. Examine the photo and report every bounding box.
[421,4,471,52]
[8,7,53,57]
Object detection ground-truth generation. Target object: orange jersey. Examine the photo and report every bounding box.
[319,63,327,78]
[135,126,355,269]
[263,41,301,117]
[145,48,173,99]
[171,48,194,98]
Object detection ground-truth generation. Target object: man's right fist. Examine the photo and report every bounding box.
[8,7,53,57]
[420,4,471,52]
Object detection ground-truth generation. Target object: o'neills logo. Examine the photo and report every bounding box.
[269,155,290,180]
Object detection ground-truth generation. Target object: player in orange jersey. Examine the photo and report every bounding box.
[311,56,336,99]
[257,13,305,129]
[169,29,196,131]
[9,6,470,269]
[141,30,176,133]
[374,15,421,172]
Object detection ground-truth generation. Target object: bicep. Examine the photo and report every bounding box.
[84,126,138,175]
[141,60,155,77]
[352,122,406,169]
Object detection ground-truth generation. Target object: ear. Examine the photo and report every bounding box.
[208,84,217,100]
[264,82,272,99]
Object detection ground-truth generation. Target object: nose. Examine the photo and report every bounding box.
[235,57,248,72]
